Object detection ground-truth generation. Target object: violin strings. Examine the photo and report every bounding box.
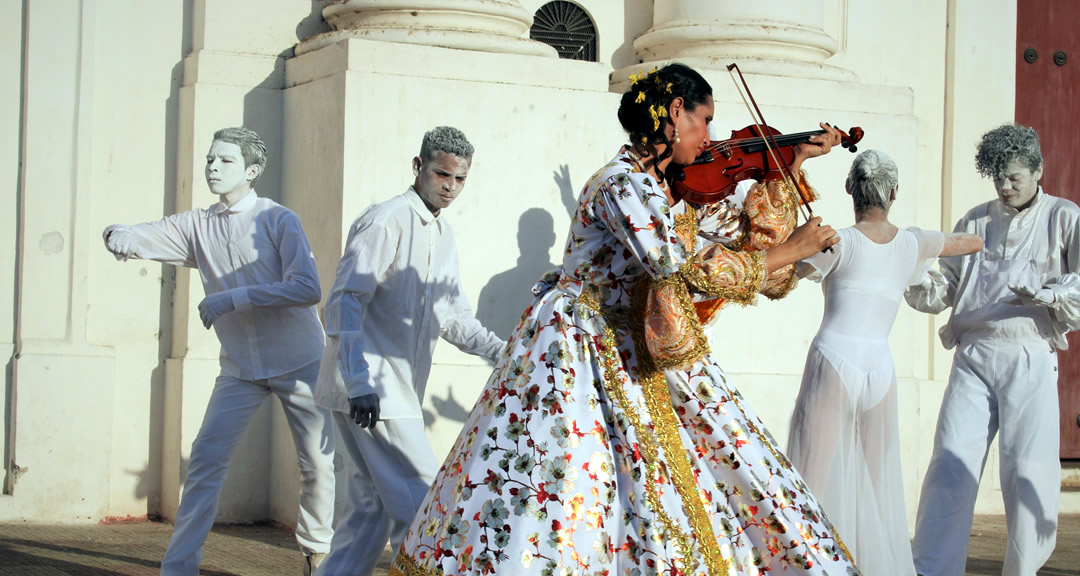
[726,64,811,221]
[703,131,827,153]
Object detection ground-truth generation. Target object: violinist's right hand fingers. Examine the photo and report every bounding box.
[815,224,836,242]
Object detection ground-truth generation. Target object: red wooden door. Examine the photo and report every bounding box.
[1016,0,1080,459]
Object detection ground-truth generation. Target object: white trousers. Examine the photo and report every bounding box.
[912,333,1060,576]
[161,359,336,576]
[316,415,438,576]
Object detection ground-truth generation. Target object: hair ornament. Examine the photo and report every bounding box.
[635,91,646,104]
[649,104,668,132]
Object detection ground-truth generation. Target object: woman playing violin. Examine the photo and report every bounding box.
[387,63,862,576]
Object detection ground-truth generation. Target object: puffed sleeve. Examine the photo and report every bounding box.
[592,170,686,279]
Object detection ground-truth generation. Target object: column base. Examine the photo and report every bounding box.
[611,55,857,92]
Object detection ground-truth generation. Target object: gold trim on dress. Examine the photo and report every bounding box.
[389,550,436,576]
[587,305,699,571]
[581,294,731,576]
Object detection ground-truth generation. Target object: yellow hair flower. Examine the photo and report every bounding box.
[629,70,646,86]
[635,91,646,104]
[649,105,661,132]
[666,82,673,93]
[657,104,668,118]
[641,136,648,145]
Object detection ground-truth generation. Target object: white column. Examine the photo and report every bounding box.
[295,0,556,57]
[612,0,854,88]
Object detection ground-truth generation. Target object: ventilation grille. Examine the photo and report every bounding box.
[530,2,597,62]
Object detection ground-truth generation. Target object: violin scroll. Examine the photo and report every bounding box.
[837,125,864,153]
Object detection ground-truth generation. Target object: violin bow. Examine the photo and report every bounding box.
[726,63,815,222]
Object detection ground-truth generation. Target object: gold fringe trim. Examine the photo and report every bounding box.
[760,263,798,300]
[673,209,700,257]
[638,368,732,576]
[585,307,696,568]
[630,274,711,372]
[389,551,435,576]
[581,296,730,576]
[681,250,766,305]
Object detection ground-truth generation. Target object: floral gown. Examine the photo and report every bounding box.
[389,149,860,576]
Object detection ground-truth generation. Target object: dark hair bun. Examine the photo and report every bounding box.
[617,63,712,146]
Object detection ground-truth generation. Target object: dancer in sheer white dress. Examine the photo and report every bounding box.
[786,150,982,575]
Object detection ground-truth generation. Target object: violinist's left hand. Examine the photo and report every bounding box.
[791,123,842,173]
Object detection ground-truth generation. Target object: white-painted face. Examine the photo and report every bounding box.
[994,158,1043,210]
[412,150,471,213]
[205,140,258,196]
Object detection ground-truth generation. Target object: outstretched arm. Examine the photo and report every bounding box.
[940,233,983,257]
[102,213,197,267]
[905,222,968,314]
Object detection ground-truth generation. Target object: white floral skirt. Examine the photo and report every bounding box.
[390,289,860,576]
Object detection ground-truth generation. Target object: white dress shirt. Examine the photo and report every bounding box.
[317,187,505,419]
[906,189,1080,349]
[113,190,325,379]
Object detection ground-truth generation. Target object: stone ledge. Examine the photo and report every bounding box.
[182,50,285,90]
[286,37,607,92]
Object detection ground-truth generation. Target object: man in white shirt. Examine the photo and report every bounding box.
[102,127,335,576]
[906,124,1080,576]
[314,126,505,576]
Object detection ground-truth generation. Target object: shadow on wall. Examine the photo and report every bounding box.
[475,162,578,342]
[296,1,333,48]
[423,164,578,428]
[554,163,578,221]
[142,0,194,518]
[476,208,558,341]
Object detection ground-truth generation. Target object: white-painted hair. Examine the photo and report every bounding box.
[847,149,898,212]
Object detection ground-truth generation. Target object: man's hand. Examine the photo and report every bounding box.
[197,292,236,328]
[1006,284,1055,307]
[102,225,134,261]
[349,393,380,429]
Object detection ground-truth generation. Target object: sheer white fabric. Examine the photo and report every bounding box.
[788,226,944,575]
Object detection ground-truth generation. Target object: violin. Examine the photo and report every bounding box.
[671,124,865,206]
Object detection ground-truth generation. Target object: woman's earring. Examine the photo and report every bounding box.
[674,127,681,144]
